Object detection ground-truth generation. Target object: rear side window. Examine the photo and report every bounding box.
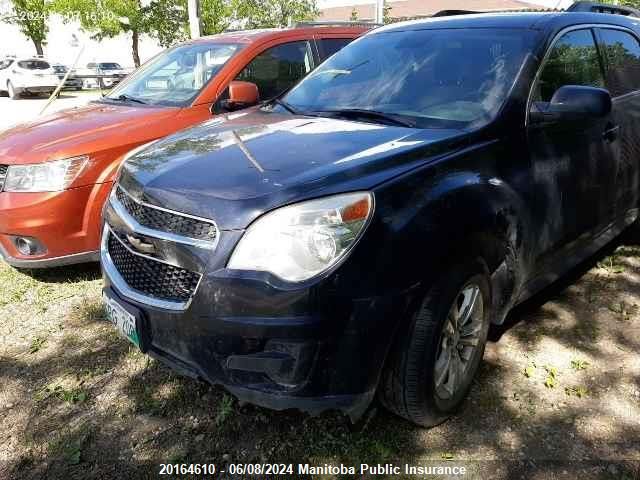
[598,28,640,97]
[235,41,314,100]
[318,38,352,60]
[17,60,50,70]
[534,29,604,102]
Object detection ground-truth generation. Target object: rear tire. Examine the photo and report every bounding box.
[8,81,20,100]
[379,261,491,427]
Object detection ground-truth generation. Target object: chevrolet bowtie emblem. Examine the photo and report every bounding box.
[126,234,156,255]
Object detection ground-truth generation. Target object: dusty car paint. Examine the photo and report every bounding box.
[102,11,640,420]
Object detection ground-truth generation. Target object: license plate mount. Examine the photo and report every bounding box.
[102,290,146,351]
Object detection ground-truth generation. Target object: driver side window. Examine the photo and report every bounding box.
[534,29,605,103]
[234,41,314,101]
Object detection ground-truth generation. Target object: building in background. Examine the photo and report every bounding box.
[318,0,574,21]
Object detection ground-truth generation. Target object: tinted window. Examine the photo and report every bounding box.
[534,29,604,102]
[99,63,122,70]
[283,29,535,129]
[319,38,352,60]
[599,28,640,96]
[235,41,313,100]
[17,60,50,70]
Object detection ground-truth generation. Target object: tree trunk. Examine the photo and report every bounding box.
[33,39,43,56]
[132,31,140,68]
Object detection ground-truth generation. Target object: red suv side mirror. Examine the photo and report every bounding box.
[221,81,260,112]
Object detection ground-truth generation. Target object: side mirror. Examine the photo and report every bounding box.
[530,85,611,125]
[220,81,259,112]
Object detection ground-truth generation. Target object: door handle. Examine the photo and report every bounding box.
[603,124,620,143]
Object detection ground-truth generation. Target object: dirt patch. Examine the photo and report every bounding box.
[0,239,638,479]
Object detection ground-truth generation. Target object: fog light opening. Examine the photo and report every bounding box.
[14,237,42,256]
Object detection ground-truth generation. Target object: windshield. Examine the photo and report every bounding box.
[283,28,534,129]
[18,60,51,70]
[106,42,241,107]
[99,62,121,70]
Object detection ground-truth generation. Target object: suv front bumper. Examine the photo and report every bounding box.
[101,268,408,421]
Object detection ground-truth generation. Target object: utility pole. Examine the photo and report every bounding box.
[188,0,202,39]
[375,0,384,24]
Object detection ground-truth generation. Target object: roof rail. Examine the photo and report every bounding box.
[567,1,640,17]
[432,10,480,17]
[294,21,382,28]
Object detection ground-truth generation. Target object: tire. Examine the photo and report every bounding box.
[8,81,20,100]
[379,261,491,427]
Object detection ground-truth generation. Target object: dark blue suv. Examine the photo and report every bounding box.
[101,2,640,426]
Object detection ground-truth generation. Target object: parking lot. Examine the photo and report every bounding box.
[0,91,102,132]
[0,84,639,480]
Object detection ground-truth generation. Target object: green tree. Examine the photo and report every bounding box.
[236,0,318,28]
[53,0,188,67]
[2,0,50,55]
[383,2,392,24]
[601,0,640,8]
[200,0,235,35]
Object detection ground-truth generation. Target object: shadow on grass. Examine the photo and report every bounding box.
[2,239,640,479]
[21,263,101,284]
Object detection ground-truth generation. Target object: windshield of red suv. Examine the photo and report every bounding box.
[106,42,241,107]
[283,28,534,129]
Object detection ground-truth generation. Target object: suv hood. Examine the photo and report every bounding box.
[119,109,467,230]
[0,102,179,165]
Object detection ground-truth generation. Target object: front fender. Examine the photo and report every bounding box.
[340,142,534,325]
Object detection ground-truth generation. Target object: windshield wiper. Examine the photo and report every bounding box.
[311,108,416,128]
[111,94,147,105]
[268,97,299,115]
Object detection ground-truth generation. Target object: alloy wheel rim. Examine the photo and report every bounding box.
[434,282,484,400]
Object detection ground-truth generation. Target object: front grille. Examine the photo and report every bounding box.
[0,165,7,191]
[116,186,217,242]
[107,232,200,303]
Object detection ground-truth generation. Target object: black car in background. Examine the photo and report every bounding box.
[101,2,640,426]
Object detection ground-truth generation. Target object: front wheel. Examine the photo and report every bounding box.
[379,262,491,427]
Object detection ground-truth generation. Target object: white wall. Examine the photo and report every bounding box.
[0,1,164,68]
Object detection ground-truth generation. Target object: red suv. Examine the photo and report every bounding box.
[0,26,367,268]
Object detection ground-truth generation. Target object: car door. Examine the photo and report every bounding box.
[527,27,618,265]
[596,27,640,222]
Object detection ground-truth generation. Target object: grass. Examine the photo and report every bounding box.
[1,246,639,479]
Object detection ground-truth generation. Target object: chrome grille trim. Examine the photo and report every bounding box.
[109,185,219,251]
[101,224,203,311]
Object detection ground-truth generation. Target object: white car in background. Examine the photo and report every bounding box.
[79,62,130,89]
[0,57,60,99]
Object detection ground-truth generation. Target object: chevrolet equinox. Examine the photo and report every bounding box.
[101,2,640,426]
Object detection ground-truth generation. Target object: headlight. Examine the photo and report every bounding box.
[3,156,88,192]
[228,192,374,282]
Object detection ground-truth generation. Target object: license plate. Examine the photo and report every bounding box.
[103,293,141,348]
